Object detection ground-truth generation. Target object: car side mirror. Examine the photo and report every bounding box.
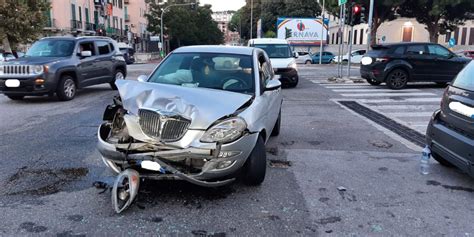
[265,79,281,91]
[293,52,299,58]
[137,75,148,82]
[79,51,92,57]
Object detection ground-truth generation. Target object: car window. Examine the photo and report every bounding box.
[148,53,254,95]
[452,61,474,91]
[258,54,272,87]
[79,42,96,56]
[97,41,111,55]
[26,40,75,57]
[406,45,427,55]
[109,42,115,52]
[298,52,308,56]
[427,45,451,58]
[253,44,292,58]
[393,46,405,55]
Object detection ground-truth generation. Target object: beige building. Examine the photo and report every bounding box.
[43,0,150,51]
[212,11,241,46]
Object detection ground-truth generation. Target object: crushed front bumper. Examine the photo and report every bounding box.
[97,123,259,186]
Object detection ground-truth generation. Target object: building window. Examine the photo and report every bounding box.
[331,33,335,44]
[461,27,467,45]
[469,28,474,45]
[445,31,451,42]
[78,7,82,23]
[454,28,459,45]
[359,29,364,44]
[71,4,76,21]
[119,0,122,8]
[353,29,358,44]
[85,8,89,23]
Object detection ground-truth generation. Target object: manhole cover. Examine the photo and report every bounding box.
[269,160,291,168]
[369,140,393,149]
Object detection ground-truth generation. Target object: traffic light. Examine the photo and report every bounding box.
[285,27,292,39]
[345,3,353,25]
[190,3,196,10]
[360,6,366,24]
[351,4,362,26]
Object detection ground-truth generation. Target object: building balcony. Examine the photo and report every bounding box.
[125,14,130,22]
[85,22,96,31]
[71,20,83,31]
[124,0,129,4]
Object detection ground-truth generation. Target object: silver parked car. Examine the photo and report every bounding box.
[97,46,283,191]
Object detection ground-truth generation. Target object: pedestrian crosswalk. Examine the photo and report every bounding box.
[317,82,444,135]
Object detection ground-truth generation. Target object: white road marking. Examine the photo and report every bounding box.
[341,92,435,97]
[333,89,421,93]
[368,105,439,110]
[356,98,441,103]
[383,112,434,117]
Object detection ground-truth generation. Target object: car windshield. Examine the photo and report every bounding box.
[253,44,292,58]
[452,61,474,91]
[148,53,255,94]
[26,40,75,57]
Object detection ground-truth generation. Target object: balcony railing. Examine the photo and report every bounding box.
[85,22,96,31]
[71,20,83,30]
[124,0,129,4]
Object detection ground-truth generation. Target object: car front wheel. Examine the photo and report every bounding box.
[110,69,125,90]
[56,75,76,101]
[386,69,408,90]
[431,152,455,167]
[242,136,267,185]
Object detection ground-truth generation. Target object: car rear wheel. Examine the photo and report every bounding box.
[110,69,125,90]
[242,136,266,186]
[386,69,408,90]
[431,152,455,167]
[56,75,76,101]
[6,95,24,100]
[271,110,281,137]
[367,78,382,86]
[288,76,299,88]
[305,60,312,65]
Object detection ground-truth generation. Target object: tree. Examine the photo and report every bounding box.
[325,0,406,45]
[398,0,474,43]
[146,2,223,50]
[0,0,50,52]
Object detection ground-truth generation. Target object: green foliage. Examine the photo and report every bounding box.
[264,30,276,38]
[146,1,223,50]
[0,0,50,49]
[398,0,474,42]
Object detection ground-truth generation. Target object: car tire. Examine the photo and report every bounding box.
[6,95,24,100]
[271,110,281,137]
[386,69,408,90]
[367,78,382,86]
[305,60,312,65]
[110,69,125,90]
[288,76,299,88]
[242,136,267,186]
[56,75,76,101]
[431,152,455,167]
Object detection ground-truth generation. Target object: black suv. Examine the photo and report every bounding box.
[0,36,127,101]
[360,42,471,89]
[426,61,474,178]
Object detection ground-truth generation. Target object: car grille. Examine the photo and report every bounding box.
[138,108,191,142]
[2,65,31,75]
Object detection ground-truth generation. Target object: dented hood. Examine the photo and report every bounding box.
[116,80,253,129]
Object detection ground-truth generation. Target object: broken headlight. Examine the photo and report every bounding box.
[200,117,247,143]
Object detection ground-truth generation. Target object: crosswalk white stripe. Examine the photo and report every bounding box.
[341,92,435,97]
[357,98,441,103]
[333,89,421,93]
[324,85,371,88]
[383,112,434,117]
[368,105,439,110]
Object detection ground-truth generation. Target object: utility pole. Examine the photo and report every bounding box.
[347,25,353,78]
[340,5,346,78]
[250,0,254,39]
[366,0,374,51]
[337,6,343,78]
[319,0,325,64]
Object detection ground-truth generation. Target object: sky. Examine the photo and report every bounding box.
[199,0,246,11]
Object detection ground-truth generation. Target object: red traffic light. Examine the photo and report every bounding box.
[353,5,361,14]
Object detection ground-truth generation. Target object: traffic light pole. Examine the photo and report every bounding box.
[367,0,374,51]
[340,5,346,78]
[161,2,195,58]
[319,0,325,65]
[337,6,343,78]
[347,25,353,78]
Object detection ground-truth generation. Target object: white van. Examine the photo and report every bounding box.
[248,38,299,87]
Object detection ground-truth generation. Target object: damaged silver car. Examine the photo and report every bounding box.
[97,46,282,198]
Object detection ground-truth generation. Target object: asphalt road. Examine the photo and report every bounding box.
[0,63,472,236]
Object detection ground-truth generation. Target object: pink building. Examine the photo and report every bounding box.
[44,0,150,49]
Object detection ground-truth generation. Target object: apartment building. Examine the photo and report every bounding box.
[43,0,150,51]
[212,11,241,46]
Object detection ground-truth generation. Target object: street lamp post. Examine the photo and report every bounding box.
[160,2,196,57]
[250,0,254,39]
[319,0,325,64]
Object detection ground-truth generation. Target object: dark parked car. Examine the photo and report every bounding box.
[119,46,135,64]
[360,42,471,89]
[426,61,474,178]
[0,36,127,101]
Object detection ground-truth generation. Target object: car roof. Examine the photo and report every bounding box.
[40,36,113,41]
[249,38,289,44]
[173,45,255,56]
[373,42,440,48]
